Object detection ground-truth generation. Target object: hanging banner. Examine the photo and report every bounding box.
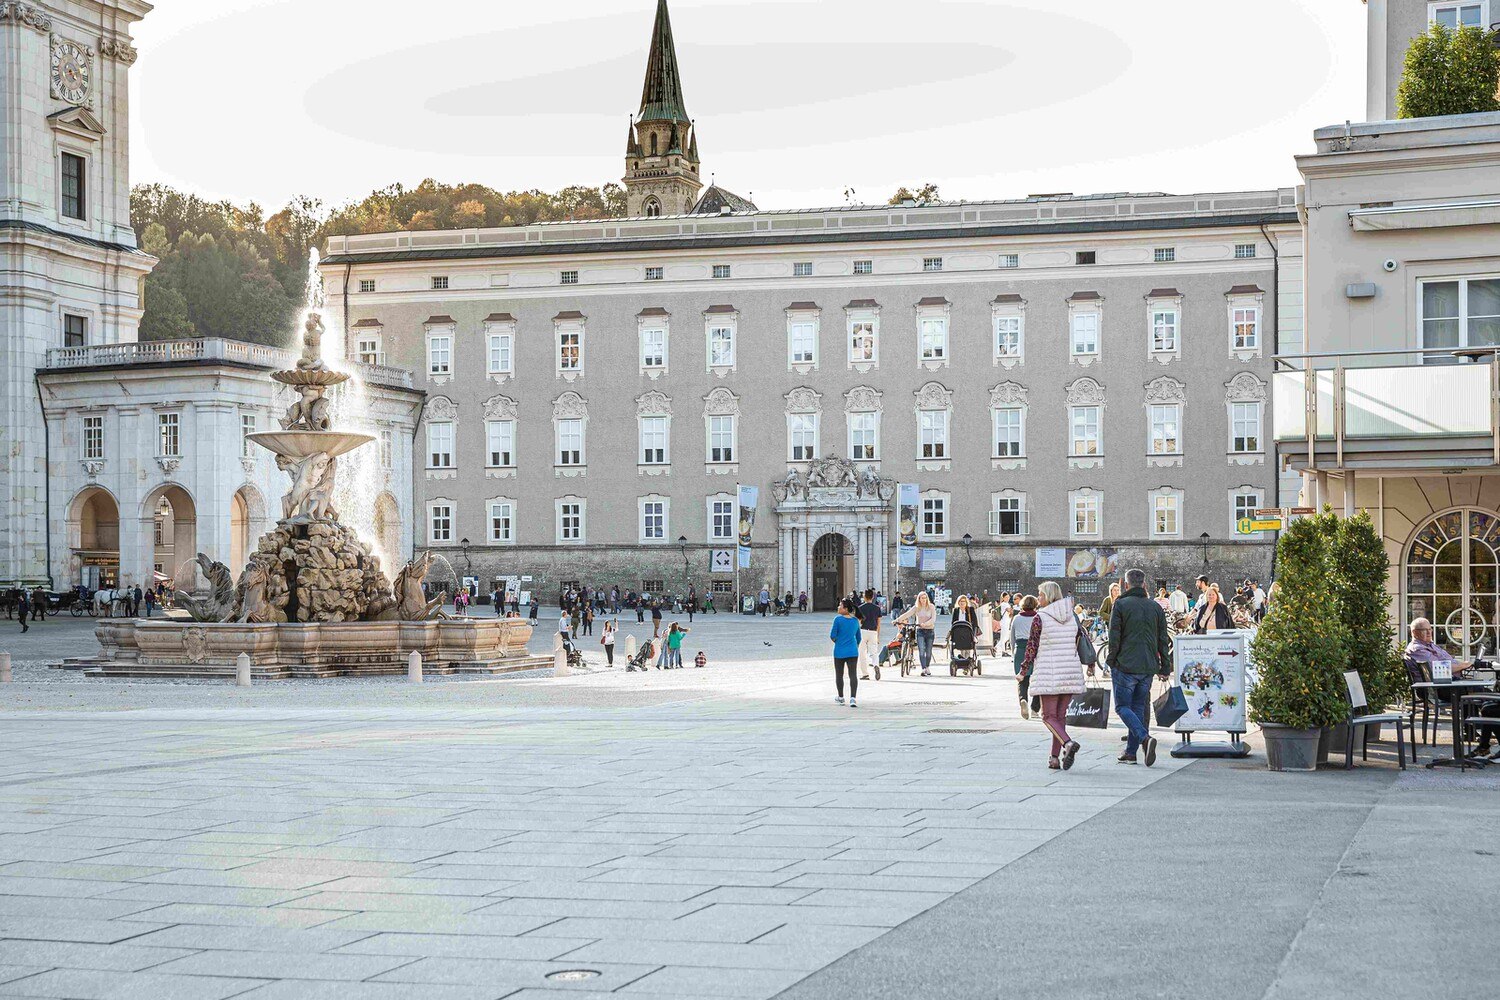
[921,548,946,574]
[898,546,918,568]
[1036,548,1066,577]
[709,549,733,574]
[1172,632,1249,734]
[898,482,919,542]
[737,485,758,569]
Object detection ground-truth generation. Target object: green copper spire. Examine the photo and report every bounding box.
[637,0,690,124]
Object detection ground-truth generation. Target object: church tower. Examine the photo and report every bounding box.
[623,0,702,218]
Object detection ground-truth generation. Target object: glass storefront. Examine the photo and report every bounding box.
[1406,508,1500,658]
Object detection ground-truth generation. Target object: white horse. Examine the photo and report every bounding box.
[92,588,132,618]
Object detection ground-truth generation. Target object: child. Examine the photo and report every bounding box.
[694,650,707,669]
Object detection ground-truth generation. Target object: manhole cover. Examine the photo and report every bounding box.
[547,970,602,982]
[925,728,998,734]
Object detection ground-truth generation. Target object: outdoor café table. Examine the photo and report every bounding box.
[1412,679,1494,769]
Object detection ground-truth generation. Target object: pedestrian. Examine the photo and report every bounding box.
[143,588,156,618]
[893,591,937,676]
[1011,594,1038,717]
[798,590,808,612]
[1098,582,1119,624]
[1191,583,1233,633]
[665,621,689,669]
[996,594,1014,656]
[758,586,771,618]
[891,590,905,616]
[952,594,978,629]
[132,584,142,617]
[16,588,29,633]
[830,597,862,707]
[1020,581,1088,771]
[529,597,539,623]
[1169,583,1189,619]
[582,605,594,636]
[1155,586,1173,615]
[601,618,616,668]
[694,650,707,669]
[651,600,663,637]
[1252,580,1267,622]
[1194,574,1210,609]
[1106,568,1172,766]
[685,596,696,624]
[856,588,883,681]
[636,599,645,624]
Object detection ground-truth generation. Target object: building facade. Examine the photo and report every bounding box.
[1365,0,1500,121]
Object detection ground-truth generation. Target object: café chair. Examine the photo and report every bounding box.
[1344,670,1409,770]
[1405,657,1448,746]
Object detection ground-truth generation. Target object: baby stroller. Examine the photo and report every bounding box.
[625,638,655,673]
[559,630,586,672]
[947,620,982,677]
[773,598,792,617]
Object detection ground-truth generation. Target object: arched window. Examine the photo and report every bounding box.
[1405,507,1500,658]
[644,197,662,218]
[650,133,659,156]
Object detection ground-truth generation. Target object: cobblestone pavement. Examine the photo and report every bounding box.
[0,634,1184,999]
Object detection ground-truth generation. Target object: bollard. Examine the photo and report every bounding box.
[235,652,251,688]
[408,650,423,684]
[554,646,570,677]
[553,633,563,653]
[0,652,10,684]
[625,635,637,658]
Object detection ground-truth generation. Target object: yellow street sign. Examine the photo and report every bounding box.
[1239,518,1283,534]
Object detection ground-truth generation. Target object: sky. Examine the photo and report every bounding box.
[129,0,1369,213]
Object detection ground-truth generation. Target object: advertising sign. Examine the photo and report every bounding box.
[921,548,946,574]
[1036,548,1066,577]
[897,482,919,544]
[736,486,759,569]
[1064,547,1119,579]
[1172,632,1249,734]
[710,549,733,574]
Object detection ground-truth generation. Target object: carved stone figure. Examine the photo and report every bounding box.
[296,313,327,371]
[772,468,803,504]
[175,554,236,622]
[859,466,882,499]
[394,552,444,621]
[279,452,335,521]
[807,456,858,489]
[281,383,331,431]
[235,560,273,623]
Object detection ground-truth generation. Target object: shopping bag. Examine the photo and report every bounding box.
[1153,682,1188,729]
[1066,685,1111,729]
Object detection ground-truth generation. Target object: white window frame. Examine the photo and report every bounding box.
[998,253,1019,269]
[918,312,949,367]
[1151,307,1179,355]
[427,421,455,470]
[848,409,879,462]
[793,261,814,278]
[989,492,1029,538]
[708,495,735,543]
[847,311,879,371]
[1154,247,1176,263]
[1234,243,1257,260]
[1232,306,1260,352]
[1419,275,1500,359]
[356,331,384,366]
[1229,400,1264,455]
[556,321,584,376]
[561,270,579,285]
[1232,488,1266,536]
[62,313,88,348]
[486,325,514,378]
[918,408,949,461]
[1429,1,1488,29]
[922,257,943,273]
[239,413,256,459]
[431,276,449,290]
[59,150,87,223]
[707,313,737,374]
[787,313,819,370]
[485,419,515,469]
[1071,310,1100,360]
[83,414,104,461]
[920,492,950,541]
[556,417,585,467]
[707,414,737,464]
[1151,489,1184,539]
[428,501,454,545]
[1070,405,1101,458]
[639,414,670,466]
[640,324,668,373]
[994,313,1024,365]
[488,499,515,544]
[1070,490,1102,539]
[645,266,664,281]
[639,496,669,544]
[157,411,181,458]
[556,498,585,544]
[853,259,873,275]
[712,264,732,279]
[1148,403,1183,457]
[379,428,393,470]
[426,330,453,379]
[993,406,1025,460]
[788,412,819,462]
[358,278,376,293]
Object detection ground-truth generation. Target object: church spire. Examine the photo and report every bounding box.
[638,0,689,124]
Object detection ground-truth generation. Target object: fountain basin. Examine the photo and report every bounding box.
[248,430,374,461]
[272,368,349,388]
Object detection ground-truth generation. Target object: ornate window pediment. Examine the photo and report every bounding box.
[482,394,517,421]
[990,381,1029,408]
[553,391,588,420]
[637,390,672,417]
[844,386,882,413]
[1225,372,1267,403]
[703,387,741,417]
[912,381,953,411]
[785,386,822,414]
[1065,377,1106,406]
[426,395,459,423]
[1144,375,1187,405]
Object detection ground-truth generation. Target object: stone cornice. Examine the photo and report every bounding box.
[0,2,51,33]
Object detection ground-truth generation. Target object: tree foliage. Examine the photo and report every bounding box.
[888,183,942,205]
[1397,24,1500,119]
[1330,513,1406,711]
[318,180,628,236]
[1250,513,1352,730]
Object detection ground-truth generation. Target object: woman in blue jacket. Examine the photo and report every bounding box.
[830,597,863,707]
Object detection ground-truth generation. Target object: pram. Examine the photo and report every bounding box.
[773,598,791,617]
[558,630,586,671]
[947,620,982,677]
[625,638,655,672]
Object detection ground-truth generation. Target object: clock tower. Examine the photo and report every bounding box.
[0,0,155,585]
[623,0,702,218]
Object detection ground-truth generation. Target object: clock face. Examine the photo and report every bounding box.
[51,37,91,106]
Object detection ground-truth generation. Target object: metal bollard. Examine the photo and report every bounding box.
[625,635,637,658]
[0,652,10,684]
[235,652,251,688]
[408,650,423,683]
[554,646,570,677]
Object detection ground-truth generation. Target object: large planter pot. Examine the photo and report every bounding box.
[1319,723,1347,766]
[1261,723,1323,772]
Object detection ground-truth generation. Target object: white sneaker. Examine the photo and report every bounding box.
[849,699,858,708]
[835,696,845,705]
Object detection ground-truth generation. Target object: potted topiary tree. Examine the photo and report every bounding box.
[1330,512,1404,743]
[1251,514,1352,771]
[1397,22,1500,119]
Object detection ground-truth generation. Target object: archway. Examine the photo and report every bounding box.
[1405,507,1500,659]
[812,533,853,612]
[229,485,266,577]
[143,484,198,591]
[372,492,401,572]
[68,487,120,589]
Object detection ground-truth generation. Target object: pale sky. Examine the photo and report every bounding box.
[130,0,1368,213]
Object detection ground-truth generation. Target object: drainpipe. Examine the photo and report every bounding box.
[1260,220,1282,584]
[342,263,352,360]
[32,370,55,589]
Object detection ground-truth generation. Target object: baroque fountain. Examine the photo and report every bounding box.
[73,313,548,679]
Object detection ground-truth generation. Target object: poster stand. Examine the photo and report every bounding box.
[1169,631,1254,760]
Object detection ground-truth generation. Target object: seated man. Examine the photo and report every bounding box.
[1405,618,1460,676]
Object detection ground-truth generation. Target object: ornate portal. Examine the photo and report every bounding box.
[772,455,895,609]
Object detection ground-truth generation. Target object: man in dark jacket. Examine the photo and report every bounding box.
[1106,568,1173,767]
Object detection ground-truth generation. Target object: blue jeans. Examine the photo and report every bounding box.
[1112,671,1154,755]
[916,628,934,671]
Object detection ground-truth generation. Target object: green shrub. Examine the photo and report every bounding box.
[1331,513,1405,710]
[1397,24,1500,119]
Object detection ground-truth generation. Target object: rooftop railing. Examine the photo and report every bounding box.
[45,338,415,390]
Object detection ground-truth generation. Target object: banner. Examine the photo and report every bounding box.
[1064,547,1119,579]
[1035,548,1066,577]
[897,482,919,550]
[736,486,758,569]
[921,548,946,573]
[898,546,918,568]
[709,549,733,574]
[1172,633,1249,734]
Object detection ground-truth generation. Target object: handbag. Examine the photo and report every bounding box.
[1066,680,1111,730]
[1153,680,1188,729]
[1075,619,1099,667]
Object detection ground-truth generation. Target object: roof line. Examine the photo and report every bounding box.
[0,219,150,255]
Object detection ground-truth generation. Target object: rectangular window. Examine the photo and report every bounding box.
[63,314,87,348]
[921,497,947,538]
[1149,404,1182,455]
[712,264,732,279]
[357,336,383,366]
[919,317,947,361]
[1154,495,1180,537]
[427,335,452,375]
[487,332,512,374]
[558,327,582,372]
[1154,247,1176,263]
[921,257,943,273]
[711,500,735,540]
[994,407,1023,458]
[919,409,948,460]
[559,502,582,542]
[708,415,735,463]
[1231,401,1262,453]
[560,270,579,285]
[642,500,665,541]
[1073,495,1100,536]
[789,413,818,461]
[486,419,515,467]
[431,276,449,290]
[1071,406,1100,456]
[1421,277,1500,357]
[1076,250,1096,265]
[358,279,376,293]
[991,497,1026,537]
[793,262,813,277]
[995,315,1021,358]
[1234,243,1257,259]
[1152,310,1179,352]
[789,321,816,364]
[157,412,180,457]
[849,412,877,461]
[853,259,873,275]
[60,153,85,221]
[849,320,876,363]
[430,505,452,543]
[640,415,668,464]
[645,266,664,281]
[489,502,514,544]
[1234,493,1261,525]
[240,413,256,458]
[999,253,1019,269]
[557,418,583,466]
[641,327,666,369]
[1071,313,1099,356]
[709,325,735,367]
[1432,3,1485,28]
[1233,307,1261,351]
[427,421,454,468]
[641,578,664,595]
[82,415,103,461]
[379,429,393,469]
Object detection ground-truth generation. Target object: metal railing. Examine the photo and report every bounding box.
[1272,346,1500,468]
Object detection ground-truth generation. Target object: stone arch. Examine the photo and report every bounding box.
[230,484,267,578]
[141,482,199,591]
[67,485,121,589]
[811,531,856,611]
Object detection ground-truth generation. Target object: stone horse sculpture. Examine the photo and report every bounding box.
[175,554,237,622]
[393,552,444,621]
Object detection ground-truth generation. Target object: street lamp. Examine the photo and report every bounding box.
[459,537,472,577]
[1199,531,1211,566]
[962,533,973,566]
[678,534,690,591]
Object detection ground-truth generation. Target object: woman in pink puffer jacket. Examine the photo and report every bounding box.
[1021,581,1090,770]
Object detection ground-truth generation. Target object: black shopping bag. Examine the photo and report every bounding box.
[1066,685,1111,730]
[1153,682,1188,729]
